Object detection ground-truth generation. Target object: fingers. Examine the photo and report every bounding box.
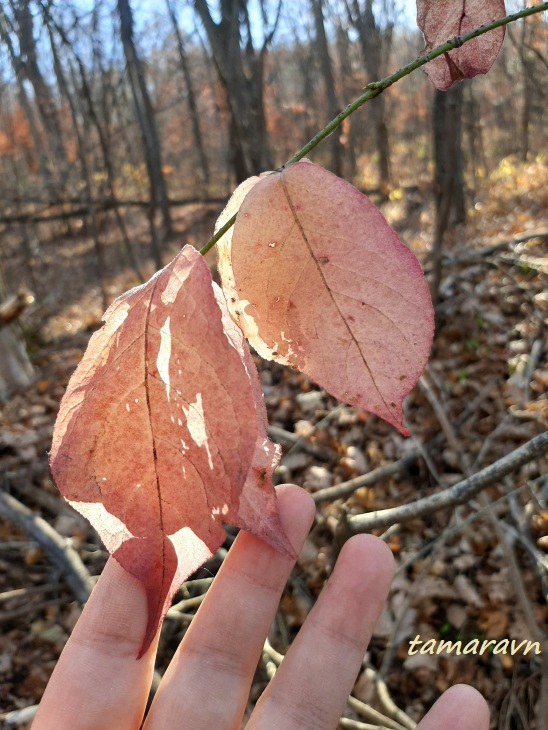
[32,556,158,730]
[247,534,395,730]
[143,484,315,730]
[417,684,490,730]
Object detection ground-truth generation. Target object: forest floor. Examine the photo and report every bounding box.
[0,155,547,729]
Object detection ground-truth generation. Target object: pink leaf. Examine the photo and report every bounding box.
[50,245,294,658]
[417,0,506,90]
[217,161,434,436]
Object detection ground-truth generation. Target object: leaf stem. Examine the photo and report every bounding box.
[199,2,548,256]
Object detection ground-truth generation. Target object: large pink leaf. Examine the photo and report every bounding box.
[50,245,294,657]
[417,0,506,90]
[217,161,434,435]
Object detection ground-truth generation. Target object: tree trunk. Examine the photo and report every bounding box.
[0,6,53,190]
[335,21,357,180]
[117,0,172,244]
[166,0,210,192]
[42,5,145,282]
[430,84,464,304]
[519,21,532,161]
[8,1,67,184]
[311,0,342,176]
[45,19,109,311]
[348,0,391,186]
[0,278,34,402]
[464,85,488,188]
[194,0,273,182]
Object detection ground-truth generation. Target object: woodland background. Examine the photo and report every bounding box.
[0,0,547,728]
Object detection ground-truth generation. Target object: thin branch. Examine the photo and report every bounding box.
[418,371,473,476]
[278,403,344,467]
[338,719,393,730]
[0,583,56,602]
[312,451,420,503]
[396,480,535,575]
[442,231,548,264]
[268,424,337,462]
[0,704,38,727]
[199,3,548,256]
[0,196,226,225]
[348,432,548,533]
[261,637,408,730]
[347,695,407,730]
[0,490,94,604]
[362,666,416,730]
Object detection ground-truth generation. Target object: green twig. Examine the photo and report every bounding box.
[199,2,548,256]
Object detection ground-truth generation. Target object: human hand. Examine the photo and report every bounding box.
[32,485,489,729]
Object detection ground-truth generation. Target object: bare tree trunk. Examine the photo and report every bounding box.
[430,84,464,305]
[311,0,342,176]
[117,0,172,248]
[43,5,145,282]
[452,86,466,226]
[286,15,318,152]
[519,20,532,161]
[44,18,109,310]
[166,0,210,192]
[8,0,67,185]
[194,0,273,182]
[0,6,52,190]
[336,20,357,181]
[0,273,34,402]
[347,0,391,186]
[195,23,231,192]
[464,85,488,189]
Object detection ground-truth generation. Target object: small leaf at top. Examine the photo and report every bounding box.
[417,0,506,90]
[50,245,294,658]
[216,161,434,435]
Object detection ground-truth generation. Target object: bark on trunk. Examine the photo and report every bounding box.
[0,281,34,402]
[45,21,109,311]
[311,0,342,176]
[194,0,273,182]
[42,6,145,282]
[9,1,67,181]
[348,0,391,186]
[430,84,464,304]
[335,21,357,180]
[0,7,54,190]
[166,0,210,191]
[118,0,172,244]
[0,327,34,402]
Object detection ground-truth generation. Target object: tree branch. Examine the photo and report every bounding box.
[0,490,94,604]
[312,451,420,503]
[199,2,548,256]
[348,432,548,533]
[0,196,226,225]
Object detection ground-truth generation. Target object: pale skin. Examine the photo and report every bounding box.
[33,485,490,730]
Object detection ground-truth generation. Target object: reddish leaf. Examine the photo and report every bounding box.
[417,0,506,90]
[50,246,294,657]
[217,161,434,435]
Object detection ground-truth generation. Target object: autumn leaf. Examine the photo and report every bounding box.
[50,245,294,658]
[417,0,506,90]
[216,160,434,435]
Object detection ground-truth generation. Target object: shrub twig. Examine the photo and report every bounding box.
[199,3,548,256]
